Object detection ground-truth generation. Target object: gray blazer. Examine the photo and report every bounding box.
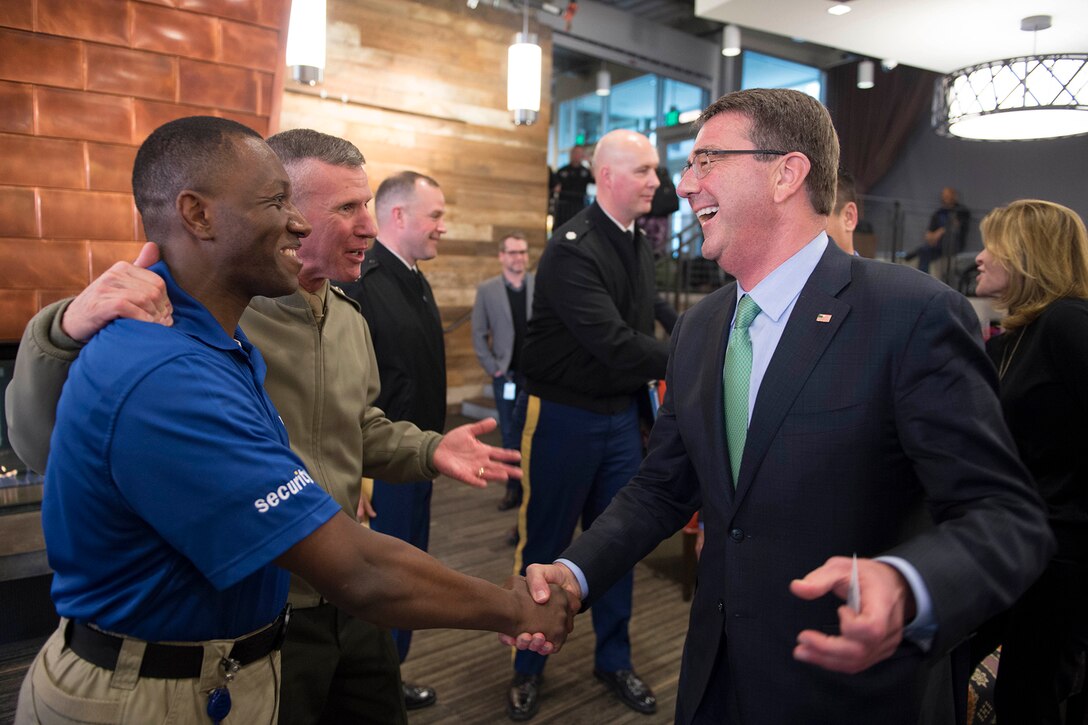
[471,273,534,376]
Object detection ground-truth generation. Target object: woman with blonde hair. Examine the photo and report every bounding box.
[974,198,1088,724]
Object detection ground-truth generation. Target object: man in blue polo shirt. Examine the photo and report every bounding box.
[14,117,573,725]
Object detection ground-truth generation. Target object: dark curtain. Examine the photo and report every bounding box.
[825,62,941,193]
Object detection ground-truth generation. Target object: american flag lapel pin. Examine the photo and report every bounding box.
[816,313,832,323]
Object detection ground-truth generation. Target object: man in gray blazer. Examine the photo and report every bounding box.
[471,233,535,511]
[517,88,1053,724]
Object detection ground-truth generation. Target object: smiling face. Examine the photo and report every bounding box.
[593,130,660,227]
[499,236,529,276]
[289,159,377,291]
[677,112,780,278]
[213,136,310,301]
[398,179,446,266]
[974,246,1010,298]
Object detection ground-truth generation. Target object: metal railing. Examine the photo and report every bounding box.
[654,218,731,311]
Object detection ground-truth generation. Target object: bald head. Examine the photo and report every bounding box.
[592,130,660,227]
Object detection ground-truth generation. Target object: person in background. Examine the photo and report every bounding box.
[904,186,970,274]
[339,171,450,711]
[519,88,1052,725]
[639,165,680,258]
[552,145,594,228]
[827,169,859,256]
[973,199,1088,725]
[472,233,535,514]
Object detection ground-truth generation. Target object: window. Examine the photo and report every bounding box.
[553,72,708,166]
[608,74,657,135]
[742,50,823,100]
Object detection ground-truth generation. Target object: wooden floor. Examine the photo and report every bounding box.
[401,458,692,724]
[0,414,694,724]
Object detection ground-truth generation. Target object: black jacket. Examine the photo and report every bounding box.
[340,241,446,432]
[523,203,668,414]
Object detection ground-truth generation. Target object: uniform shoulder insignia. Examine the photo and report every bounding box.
[565,230,577,240]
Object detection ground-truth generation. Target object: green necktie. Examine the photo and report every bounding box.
[724,295,761,486]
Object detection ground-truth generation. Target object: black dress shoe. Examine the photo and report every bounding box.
[594,669,656,714]
[403,682,437,710]
[497,490,522,511]
[506,672,542,721]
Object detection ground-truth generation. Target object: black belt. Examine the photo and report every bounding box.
[65,606,291,679]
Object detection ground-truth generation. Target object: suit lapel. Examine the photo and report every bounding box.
[732,245,852,508]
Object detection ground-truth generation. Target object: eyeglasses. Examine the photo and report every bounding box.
[681,149,787,179]
[501,249,529,255]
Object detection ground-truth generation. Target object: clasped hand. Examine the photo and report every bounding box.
[500,574,577,655]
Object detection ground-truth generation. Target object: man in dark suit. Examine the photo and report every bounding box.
[518,88,1054,724]
[340,170,448,710]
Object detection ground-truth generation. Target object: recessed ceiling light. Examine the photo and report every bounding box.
[828,3,851,15]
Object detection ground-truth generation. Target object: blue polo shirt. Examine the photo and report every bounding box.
[43,262,341,642]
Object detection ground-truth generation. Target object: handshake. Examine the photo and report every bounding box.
[499,563,581,654]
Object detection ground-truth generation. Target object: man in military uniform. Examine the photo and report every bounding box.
[551,144,594,228]
[507,129,669,721]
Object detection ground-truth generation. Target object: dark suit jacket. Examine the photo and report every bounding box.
[339,241,446,433]
[564,242,1053,724]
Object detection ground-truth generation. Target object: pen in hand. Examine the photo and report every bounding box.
[847,553,860,613]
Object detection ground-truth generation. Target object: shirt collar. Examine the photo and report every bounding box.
[599,206,635,236]
[151,260,255,354]
[738,232,828,323]
[381,242,418,272]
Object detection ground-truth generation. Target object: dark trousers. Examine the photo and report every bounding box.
[513,394,642,675]
[992,560,1088,725]
[278,603,407,725]
[492,373,524,499]
[370,478,433,663]
[917,241,942,274]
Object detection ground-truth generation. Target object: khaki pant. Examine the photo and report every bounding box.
[15,621,280,724]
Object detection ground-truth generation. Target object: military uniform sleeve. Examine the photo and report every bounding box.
[6,298,82,473]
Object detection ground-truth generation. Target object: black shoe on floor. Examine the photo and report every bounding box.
[506,672,542,721]
[498,490,522,511]
[403,682,437,710]
[594,668,656,714]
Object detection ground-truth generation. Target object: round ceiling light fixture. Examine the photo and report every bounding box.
[934,17,1088,141]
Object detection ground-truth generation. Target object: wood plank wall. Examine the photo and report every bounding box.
[278,0,553,403]
[0,0,291,341]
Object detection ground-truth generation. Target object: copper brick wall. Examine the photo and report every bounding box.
[0,0,291,341]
